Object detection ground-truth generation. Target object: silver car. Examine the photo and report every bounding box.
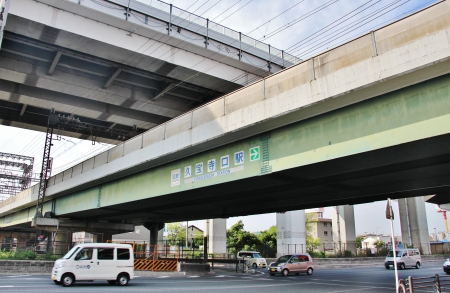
[268,254,314,276]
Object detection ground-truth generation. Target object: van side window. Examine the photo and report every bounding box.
[98,248,114,260]
[75,248,93,260]
[118,248,130,260]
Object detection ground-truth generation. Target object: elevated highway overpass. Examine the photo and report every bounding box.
[1,0,450,232]
[0,0,293,144]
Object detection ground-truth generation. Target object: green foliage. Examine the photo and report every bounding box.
[0,249,59,260]
[373,239,385,249]
[192,234,204,248]
[257,226,276,247]
[305,213,322,253]
[309,251,325,258]
[166,222,187,245]
[226,220,261,254]
[356,236,363,248]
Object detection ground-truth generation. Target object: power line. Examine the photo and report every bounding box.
[261,0,340,41]
[284,0,379,52]
[294,0,411,59]
[285,0,402,55]
[244,0,305,37]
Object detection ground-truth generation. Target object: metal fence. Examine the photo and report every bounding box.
[398,275,450,293]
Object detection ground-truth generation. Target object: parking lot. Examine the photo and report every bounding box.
[0,262,448,293]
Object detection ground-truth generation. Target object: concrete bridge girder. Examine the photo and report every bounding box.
[32,217,134,235]
[2,1,450,230]
[8,0,264,86]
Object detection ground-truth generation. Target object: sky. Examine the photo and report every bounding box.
[0,0,446,237]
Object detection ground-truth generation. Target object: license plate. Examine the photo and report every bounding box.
[270,268,276,272]
[52,275,56,280]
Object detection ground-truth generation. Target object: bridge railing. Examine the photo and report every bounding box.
[84,0,299,67]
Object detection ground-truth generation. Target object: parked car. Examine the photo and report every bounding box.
[237,251,267,268]
[52,243,134,287]
[384,248,421,270]
[268,254,313,276]
[444,258,450,274]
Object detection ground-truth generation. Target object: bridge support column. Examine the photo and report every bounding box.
[398,196,431,254]
[92,233,112,243]
[205,219,226,255]
[53,230,72,255]
[143,222,164,253]
[32,218,134,254]
[332,205,357,256]
[276,211,306,257]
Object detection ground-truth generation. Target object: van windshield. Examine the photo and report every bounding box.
[387,250,403,257]
[63,246,80,259]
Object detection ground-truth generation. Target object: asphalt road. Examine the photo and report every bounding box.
[0,263,448,293]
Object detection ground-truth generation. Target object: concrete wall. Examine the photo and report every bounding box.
[0,260,54,275]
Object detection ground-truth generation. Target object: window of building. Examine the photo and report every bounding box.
[324,231,328,236]
[324,223,328,227]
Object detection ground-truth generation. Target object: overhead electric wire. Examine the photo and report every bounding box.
[210,0,253,24]
[260,0,340,41]
[0,128,24,150]
[284,0,379,53]
[293,0,411,59]
[209,0,241,23]
[285,0,403,55]
[244,0,305,37]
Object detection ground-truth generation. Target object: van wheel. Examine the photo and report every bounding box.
[385,265,390,269]
[306,268,313,275]
[282,269,289,277]
[415,262,420,269]
[61,273,74,287]
[252,263,257,269]
[399,263,405,270]
[117,273,129,286]
[107,280,116,285]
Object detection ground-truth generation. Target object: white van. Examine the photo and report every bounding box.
[384,248,421,270]
[52,243,134,287]
[237,251,267,268]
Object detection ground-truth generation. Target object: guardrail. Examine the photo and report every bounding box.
[398,274,450,293]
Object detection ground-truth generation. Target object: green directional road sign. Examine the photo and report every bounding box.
[250,146,260,161]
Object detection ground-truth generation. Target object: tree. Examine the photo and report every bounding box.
[166,222,186,245]
[257,225,277,257]
[373,239,384,249]
[226,220,261,254]
[258,226,277,250]
[356,236,363,249]
[305,213,321,253]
